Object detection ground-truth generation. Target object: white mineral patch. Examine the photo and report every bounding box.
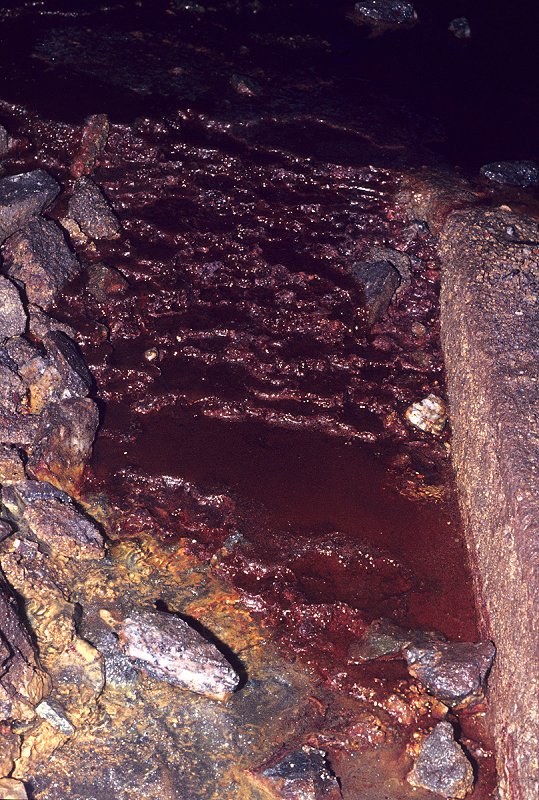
[405,393,447,434]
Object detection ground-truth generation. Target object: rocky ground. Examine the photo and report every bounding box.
[0,1,535,799]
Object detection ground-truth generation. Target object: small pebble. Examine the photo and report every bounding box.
[405,394,447,434]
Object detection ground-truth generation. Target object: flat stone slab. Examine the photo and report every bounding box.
[439,206,539,800]
[0,170,59,244]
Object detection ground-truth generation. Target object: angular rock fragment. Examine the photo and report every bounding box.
[3,217,79,306]
[448,17,471,39]
[0,170,59,244]
[71,113,110,178]
[0,445,25,485]
[407,721,474,798]
[86,262,128,302]
[104,608,240,701]
[405,394,447,434]
[27,305,76,340]
[247,746,342,799]
[0,411,38,447]
[27,398,99,495]
[403,639,495,707]
[19,333,92,413]
[0,277,27,339]
[36,699,75,735]
[3,481,104,560]
[0,519,13,541]
[351,259,400,326]
[67,177,121,240]
[0,778,29,799]
[480,160,539,188]
[0,580,50,721]
[4,336,37,369]
[348,618,416,662]
[2,478,68,511]
[349,0,417,33]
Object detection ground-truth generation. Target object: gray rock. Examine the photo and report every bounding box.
[0,125,9,157]
[407,721,474,798]
[403,639,495,707]
[0,578,50,721]
[0,445,25,485]
[86,262,128,302]
[0,276,27,338]
[348,618,417,662]
[27,305,76,340]
[6,486,104,560]
[0,170,60,244]
[36,699,75,735]
[68,177,121,240]
[105,607,240,701]
[248,746,342,799]
[2,479,74,513]
[3,217,80,306]
[448,17,471,39]
[26,397,99,495]
[0,410,38,446]
[44,331,93,399]
[351,259,401,325]
[0,363,25,413]
[0,777,28,799]
[350,0,417,31]
[4,336,38,368]
[19,332,92,413]
[480,160,539,188]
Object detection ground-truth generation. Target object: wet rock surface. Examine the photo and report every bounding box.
[0,277,26,339]
[247,746,342,799]
[349,0,417,33]
[440,206,539,800]
[0,170,59,245]
[404,639,495,708]
[479,160,539,188]
[27,398,99,494]
[407,721,474,799]
[3,217,79,307]
[350,259,401,326]
[67,177,121,241]
[106,607,240,701]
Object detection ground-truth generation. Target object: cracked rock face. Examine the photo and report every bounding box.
[403,639,495,707]
[104,607,240,702]
[3,480,104,560]
[3,217,79,307]
[407,721,474,799]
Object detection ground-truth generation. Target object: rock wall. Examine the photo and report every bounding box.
[439,206,539,800]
